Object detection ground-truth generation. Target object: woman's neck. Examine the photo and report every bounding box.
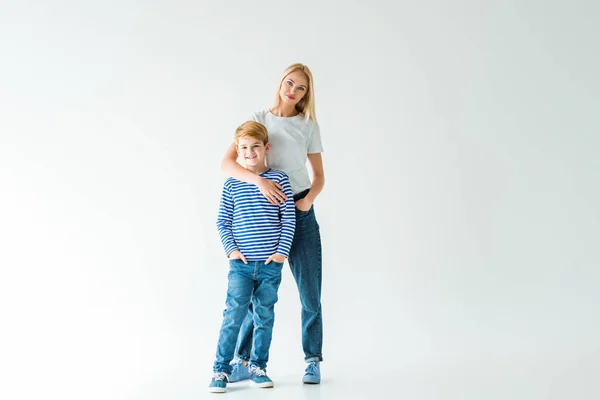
[270,104,299,118]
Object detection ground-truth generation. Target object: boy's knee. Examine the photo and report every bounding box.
[301,301,321,315]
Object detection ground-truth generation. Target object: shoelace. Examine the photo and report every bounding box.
[213,372,228,382]
[305,361,318,375]
[250,366,267,377]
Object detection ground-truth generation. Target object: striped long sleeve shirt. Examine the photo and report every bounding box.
[216,169,296,261]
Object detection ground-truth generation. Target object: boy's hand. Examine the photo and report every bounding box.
[265,253,286,264]
[229,250,248,264]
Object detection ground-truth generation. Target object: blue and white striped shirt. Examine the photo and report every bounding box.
[217,169,296,261]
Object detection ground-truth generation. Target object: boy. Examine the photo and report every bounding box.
[209,121,296,393]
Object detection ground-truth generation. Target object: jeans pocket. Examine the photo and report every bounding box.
[295,205,313,215]
[229,258,243,267]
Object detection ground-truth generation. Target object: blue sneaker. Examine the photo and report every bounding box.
[302,361,320,384]
[249,365,274,388]
[229,359,250,383]
[208,372,229,393]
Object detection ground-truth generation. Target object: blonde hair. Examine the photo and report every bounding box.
[273,63,318,126]
[235,121,269,145]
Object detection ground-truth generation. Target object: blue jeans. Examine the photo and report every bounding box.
[213,259,283,373]
[235,189,323,362]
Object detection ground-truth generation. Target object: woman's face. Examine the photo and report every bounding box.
[279,70,309,107]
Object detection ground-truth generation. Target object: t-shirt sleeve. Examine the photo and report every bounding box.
[307,123,324,154]
[247,110,264,124]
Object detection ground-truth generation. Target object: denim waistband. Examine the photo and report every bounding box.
[293,189,310,202]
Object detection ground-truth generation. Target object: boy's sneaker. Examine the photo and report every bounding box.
[249,365,274,388]
[228,359,251,383]
[302,361,321,384]
[208,372,229,393]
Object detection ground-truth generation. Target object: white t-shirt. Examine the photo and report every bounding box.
[249,109,324,194]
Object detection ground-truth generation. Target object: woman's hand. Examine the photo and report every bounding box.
[257,178,287,205]
[295,197,313,212]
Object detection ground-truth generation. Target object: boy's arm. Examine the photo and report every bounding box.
[275,176,296,258]
[216,182,237,257]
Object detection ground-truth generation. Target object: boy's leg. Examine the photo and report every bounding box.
[227,306,253,383]
[249,261,284,369]
[213,260,255,373]
[234,304,254,361]
[288,205,323,362]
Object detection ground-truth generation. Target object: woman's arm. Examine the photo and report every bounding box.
[221,142,261,185]
[221,142,287,205]
[297,153,325,210]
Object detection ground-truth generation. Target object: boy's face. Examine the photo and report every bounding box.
[237,137,270,168]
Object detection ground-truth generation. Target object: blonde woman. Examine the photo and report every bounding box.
[221,63,325,384]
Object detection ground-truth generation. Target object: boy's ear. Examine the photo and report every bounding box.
[265,142,271,153]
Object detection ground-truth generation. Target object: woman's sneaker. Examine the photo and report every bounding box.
[208,372,229,393]
[249,365,274,388]
[302,361,321,384]
[228,359,250,383]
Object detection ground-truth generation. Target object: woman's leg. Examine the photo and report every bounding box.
[288,205,323,362]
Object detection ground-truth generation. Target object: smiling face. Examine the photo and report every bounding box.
[236,136,270,170]
[278,70,309,107]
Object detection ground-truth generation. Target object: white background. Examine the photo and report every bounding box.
[1,1,599,399]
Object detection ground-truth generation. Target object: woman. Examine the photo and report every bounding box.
[221,63,325,384]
